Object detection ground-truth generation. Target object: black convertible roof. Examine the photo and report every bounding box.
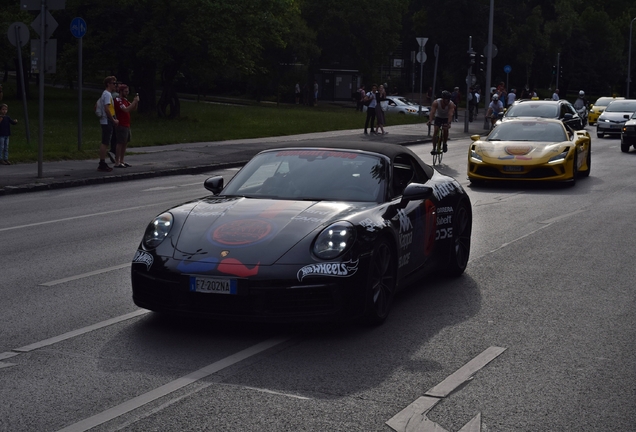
[259,141,422,161]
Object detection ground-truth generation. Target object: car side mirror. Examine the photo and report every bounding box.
[470,134,481,141]
[204,176,224,195]
[563,113,573,120]
[401,183,433,203]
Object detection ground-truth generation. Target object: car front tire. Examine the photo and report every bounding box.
[443,199,472,276]
[597,130,604,139]
[364,239,396,325]
[621,136,631,153]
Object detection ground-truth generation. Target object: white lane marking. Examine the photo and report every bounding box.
[387,347,506,432]
[243,386,311,400]
[142,182,203,191]
[41,263,130,286]
[539,208,586,224]
[0,351,20,360]
[13,310,150,353]
[56,336,290,432]
[0,200,178,233]
[0,362,17,369]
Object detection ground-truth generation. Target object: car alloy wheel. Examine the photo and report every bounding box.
[444,200,472,276]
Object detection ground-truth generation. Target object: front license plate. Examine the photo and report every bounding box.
[189,276,237,294]
[503,165,524,172]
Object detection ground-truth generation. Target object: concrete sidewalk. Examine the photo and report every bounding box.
[0,121,476,196]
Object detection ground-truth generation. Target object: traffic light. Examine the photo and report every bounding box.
[467,50,476,67]
[552,65,556,75]
[478,55,485,72]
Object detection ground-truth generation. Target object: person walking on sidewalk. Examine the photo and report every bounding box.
[375,84,388,135]
[0,103,18,165]
[427,90,455,154]
[113,84,139,168]
[363,84,378,135]
[97,76,119,172]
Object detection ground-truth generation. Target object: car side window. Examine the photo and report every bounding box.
[391,154,429,198]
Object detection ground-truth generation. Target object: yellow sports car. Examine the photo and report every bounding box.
[588,96,624,126]
[467,118,591,185]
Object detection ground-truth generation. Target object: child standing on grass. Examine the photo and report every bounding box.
[0,104,18,165]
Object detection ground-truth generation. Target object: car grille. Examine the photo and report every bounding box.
[132,270,343,319]
[475,165,563,179]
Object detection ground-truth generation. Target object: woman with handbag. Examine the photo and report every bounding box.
[375,84,388,135]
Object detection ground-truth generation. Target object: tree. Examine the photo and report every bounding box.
[54,0,303,114]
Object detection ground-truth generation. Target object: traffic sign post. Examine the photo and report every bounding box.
[416,37,428,117]
[7,23,31,145]
[23,0,65,177]
[71,17,87,150]
[504,65,512,92]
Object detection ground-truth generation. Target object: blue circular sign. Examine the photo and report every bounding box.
[504,65,512,74]
[70,17,87,38]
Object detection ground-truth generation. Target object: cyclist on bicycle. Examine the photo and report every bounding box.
[486,94,504,128]
[427,90,455,154]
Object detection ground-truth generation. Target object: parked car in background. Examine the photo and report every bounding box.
[621,111,636,152]
[596,99,636,138]
[498,99,585,131]
[588,96,624,126]
[384,95,429,116]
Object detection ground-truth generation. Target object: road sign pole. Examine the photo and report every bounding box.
[12,25,31,145]
[38,0,46,178]
[419,45,424,115]
[465,36,472,133]
[78,36,82,150]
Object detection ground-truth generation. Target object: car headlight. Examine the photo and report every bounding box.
[313,222,356,260]
[470,150,482,161]
[548,149,569,163]
[143,212,173,249]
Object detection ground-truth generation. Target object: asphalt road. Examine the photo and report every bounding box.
[1,129,635,431]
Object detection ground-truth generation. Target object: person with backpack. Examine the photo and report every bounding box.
[96,76,119,172]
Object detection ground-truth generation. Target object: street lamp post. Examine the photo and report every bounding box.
[628,17,636,98]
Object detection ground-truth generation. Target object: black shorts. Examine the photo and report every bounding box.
[434,117,449,127]
[101,124,114,144]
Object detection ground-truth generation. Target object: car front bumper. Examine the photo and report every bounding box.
[597,121,624,135]
[131,257,372,322]
[467,155,577,182]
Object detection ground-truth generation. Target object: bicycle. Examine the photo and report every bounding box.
[431,124,449,166]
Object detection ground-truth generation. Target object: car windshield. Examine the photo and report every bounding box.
[395,97,419,106]
[505,103,558,118]
[594,97,619,107]
[487,121,567,142]
[222,149,387,202]
[605,101,636,113]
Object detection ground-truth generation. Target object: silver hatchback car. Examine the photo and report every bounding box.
[596,99,636,138]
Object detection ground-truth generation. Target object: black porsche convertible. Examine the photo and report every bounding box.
[132,142,472,324]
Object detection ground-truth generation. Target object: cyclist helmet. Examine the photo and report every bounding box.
[579,90,585,97]
[441,90,451,100]
[492,94,499,101]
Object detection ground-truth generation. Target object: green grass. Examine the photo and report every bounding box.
[2,85,425,163]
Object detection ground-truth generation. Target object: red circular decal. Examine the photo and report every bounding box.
[212,219,273,245]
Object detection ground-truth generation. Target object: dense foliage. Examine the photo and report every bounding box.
[1,0,635,111]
